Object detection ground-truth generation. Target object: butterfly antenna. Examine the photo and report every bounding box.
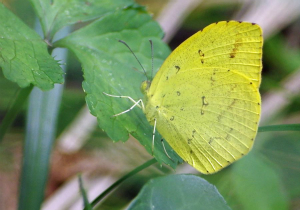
[149,40,154,81]
[118,40,149,81]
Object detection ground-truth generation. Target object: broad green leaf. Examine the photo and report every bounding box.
[261,132,300,198]
[204,152,289,210]
[127,174,232,210]
[231,152,289,210]
[55,8,182,168]
[30,0,135,39]
[0,3,63,90]
[202,168,241,209]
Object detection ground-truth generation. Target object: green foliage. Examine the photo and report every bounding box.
[231,153,288,210]
[30,0,135,40]
[128,174,232,210]
[0,4,63,90]
[262,132,300,198]
[203,131,300,210]
[19,86,64,210]
[55,7,182,168]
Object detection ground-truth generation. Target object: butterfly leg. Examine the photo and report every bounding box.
[102,92,146,117]
[114,99,144,117]
[151,119,157,155]
[161,139,172,160]
[102,92,144,109]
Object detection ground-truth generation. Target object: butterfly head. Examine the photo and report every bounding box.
[140,80,151,95]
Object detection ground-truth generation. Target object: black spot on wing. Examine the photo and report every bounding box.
[198,49,205,64]
[201,96,209,115]
[175,66,180,73]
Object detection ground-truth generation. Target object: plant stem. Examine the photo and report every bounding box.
[89,158,157,208]
[0,85,33,142]
[259,124,300,132]
[79,175,93,210]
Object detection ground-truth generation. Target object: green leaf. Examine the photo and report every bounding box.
[127,174,232,210]
[0,85,33,142]
[30,0,136,40]
[18,85,64,210]
[261,133,300,198]
[55,8,182,168]
[0,3,63,90]
[202,168,240,209]
[204,152,289,210]
[231,152,289,210]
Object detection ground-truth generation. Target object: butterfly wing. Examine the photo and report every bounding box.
[144,21,263,174]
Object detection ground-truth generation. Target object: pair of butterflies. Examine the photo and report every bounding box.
[107,21,263,174]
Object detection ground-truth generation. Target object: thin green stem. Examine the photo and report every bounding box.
[89,158,157,208]
[0,85,33,142]
[79,175,92,210]
[258,124,300,132]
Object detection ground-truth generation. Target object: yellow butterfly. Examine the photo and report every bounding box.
[106,21,263,174]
